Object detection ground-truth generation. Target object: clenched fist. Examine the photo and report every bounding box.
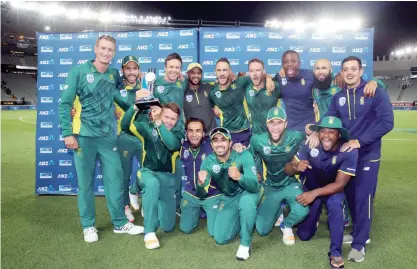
[295,160,312,173]
[198,170,208,185]
[228,166,241,181]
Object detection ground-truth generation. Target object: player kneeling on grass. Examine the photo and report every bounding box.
[234,107,309,246]
[196,127,261,261]
[121,100,183,249]
[284,116,358,269]
[179,118,222,236]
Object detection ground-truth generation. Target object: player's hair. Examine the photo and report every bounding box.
[95,35,116,47]
[342,56,362,69]
[186,117,206,132]
[282,50,300,62]
[216,57,230,67]
[165,53,183,66]
[162,103,181,116]
[248,58,264,69]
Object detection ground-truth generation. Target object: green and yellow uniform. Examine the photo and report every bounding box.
[197,128,261,247]
[250,107,309,235]
[122,106,182,234]
[59,59,128,229]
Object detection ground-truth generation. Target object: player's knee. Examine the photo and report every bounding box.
[327,194,344,211]
[214,233,233,245]
[160,221,175,233]
[297,229,315,241]
[239,196,257,214]
[255,225,270,237]
[292,204,310,223]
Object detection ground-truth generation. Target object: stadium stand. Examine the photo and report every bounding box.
[1,73,37,101]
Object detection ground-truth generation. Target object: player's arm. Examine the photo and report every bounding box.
[156,124,181,151]
[324,92,341,118]
[113,89,131,111]
[284,144,310,176]
[355,88,394,147]
[196,160,211,198]
[121,105,149,137]
[59,68,78,138]
[248,136,262,181]
[237,151,261,193]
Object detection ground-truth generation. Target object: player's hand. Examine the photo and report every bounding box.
[228,166,242,181]
[70,107,76,118]
[305,131,319,149]
[295,160,312,173]
[114,109,122,120]
[364,80,377,97]
[198,170,208,185]
[313,102,318,118]
[213,106,221,117]
[232,143,247,153]
[150,105,162,125]
[229,71,237,82]
[296,191,317,206]
[341,139,360,152]
[178,72,185,82]
[334,73,344,88]
[305,124,314,136]
[136,89,151,101]
[265,74,275,93]
[64,135,78,150]
[279,68,285,78]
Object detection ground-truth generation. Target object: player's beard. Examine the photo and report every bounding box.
[314,73,332,90]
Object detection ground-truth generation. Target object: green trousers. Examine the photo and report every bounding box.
[213,189,262,247]
[137,167,177,234]
[117,131,142,205]
[180,191,222,237]
[73,135,128,229]
[256,182,309,236]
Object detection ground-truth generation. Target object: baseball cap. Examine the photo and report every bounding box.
[309,116,349,141]
[266,107,287,122]
[122,55,139,67]
[209,127,231,141]
[186,62,203,72]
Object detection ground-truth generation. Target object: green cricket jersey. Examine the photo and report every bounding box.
[196,150,261,198]
[209,76,251,133]
[59,60,122,138]
[121,106,182,173]
[250,130,305,189]
[245,80,281,134]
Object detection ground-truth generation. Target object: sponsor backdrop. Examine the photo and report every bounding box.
[199,27,374,81]
[35,27,373,195]
[35,29,198,195]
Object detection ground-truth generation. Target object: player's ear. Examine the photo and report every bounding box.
[284,121,288,128]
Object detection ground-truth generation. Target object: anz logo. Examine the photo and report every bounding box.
[352,47,369,53]
[58,47,74,53]
[136,44,153,51]
[331,61,342,66]
[77,59,88,65]
[156,31,173,37]
[288,33,301,40]
[309,47,326,53]
[203,33,220,39]
[245,33,258,39]
[57,73,68,78]
[202,60,214,66]
[39,34,53,40]
[77,34,89,39]
[157,58,165,63]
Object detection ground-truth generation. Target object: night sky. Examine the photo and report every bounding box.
[2,1,417,56]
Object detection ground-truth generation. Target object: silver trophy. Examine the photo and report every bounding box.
[135,68,161,110]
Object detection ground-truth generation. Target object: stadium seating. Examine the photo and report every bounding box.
[401,84,417,101]
[1,73,37,101]
[383,79,403,101]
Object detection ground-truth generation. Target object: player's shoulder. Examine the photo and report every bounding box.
[285,129,305,141]
[251,132,267,145]
[340,147,358,159]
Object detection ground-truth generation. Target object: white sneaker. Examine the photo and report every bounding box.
[125,205,135,223]
[129,193,140,211]
[144,232,160,250]
[281,226,296,245]
[343,234,371,244]
[236,245,250,261]
[83,227,98,243]
[114,222,144,235]
[274,213,284,227]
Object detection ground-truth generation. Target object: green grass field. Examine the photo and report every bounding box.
[2,110,417,269]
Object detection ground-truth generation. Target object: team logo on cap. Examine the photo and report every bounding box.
[332,156,337,165]
[86,74,94,83]
[360,96,365,105]
[310,148,319,157]
[213,164,220,173]
[274,109,279,115]
[282,78,287,85]
[301,78,305,86]
[120,89,127,97]
[339,97,346,106]
[249,90,255,97]
[186,95,193,102]
[329,117,334,124]
[215,91,221,98]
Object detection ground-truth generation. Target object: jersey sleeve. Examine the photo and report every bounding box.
[273,80,281,98]
[294,144,310,162]
[59,67,79,138]
[339,149,358,176]
[195,159,212,198]
[234,76,251,89]
[325,93,341,118]
[248,135,262,175]
[113,89,132,111]
[238,151,261,193]
[157,124,181,151]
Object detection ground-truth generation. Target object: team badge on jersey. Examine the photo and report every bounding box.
[201,154,206,160]
[285,146,291,152]
[109,74,114,81]
[86,74,94,83]
[152,128,158,137]
[123,151,129,157]
[157,86,164,93]
[213,164,220,173]
[331,87,337,95]
[75,148,82,156]
[176,81,182,87]
[204,90,208,97]
[183,149,190,159]
[249,90,255,97]
[360,96,365,105]
[310,148,319,157]
[263,146,271,155]
[282,78,287,85]
[186,95,193,102]
[301,78,305,86]
[120,89,127,97]
[332,156,337,165]
[215,91,221,98]
[339,97,346,106]
[231,84,237,90]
